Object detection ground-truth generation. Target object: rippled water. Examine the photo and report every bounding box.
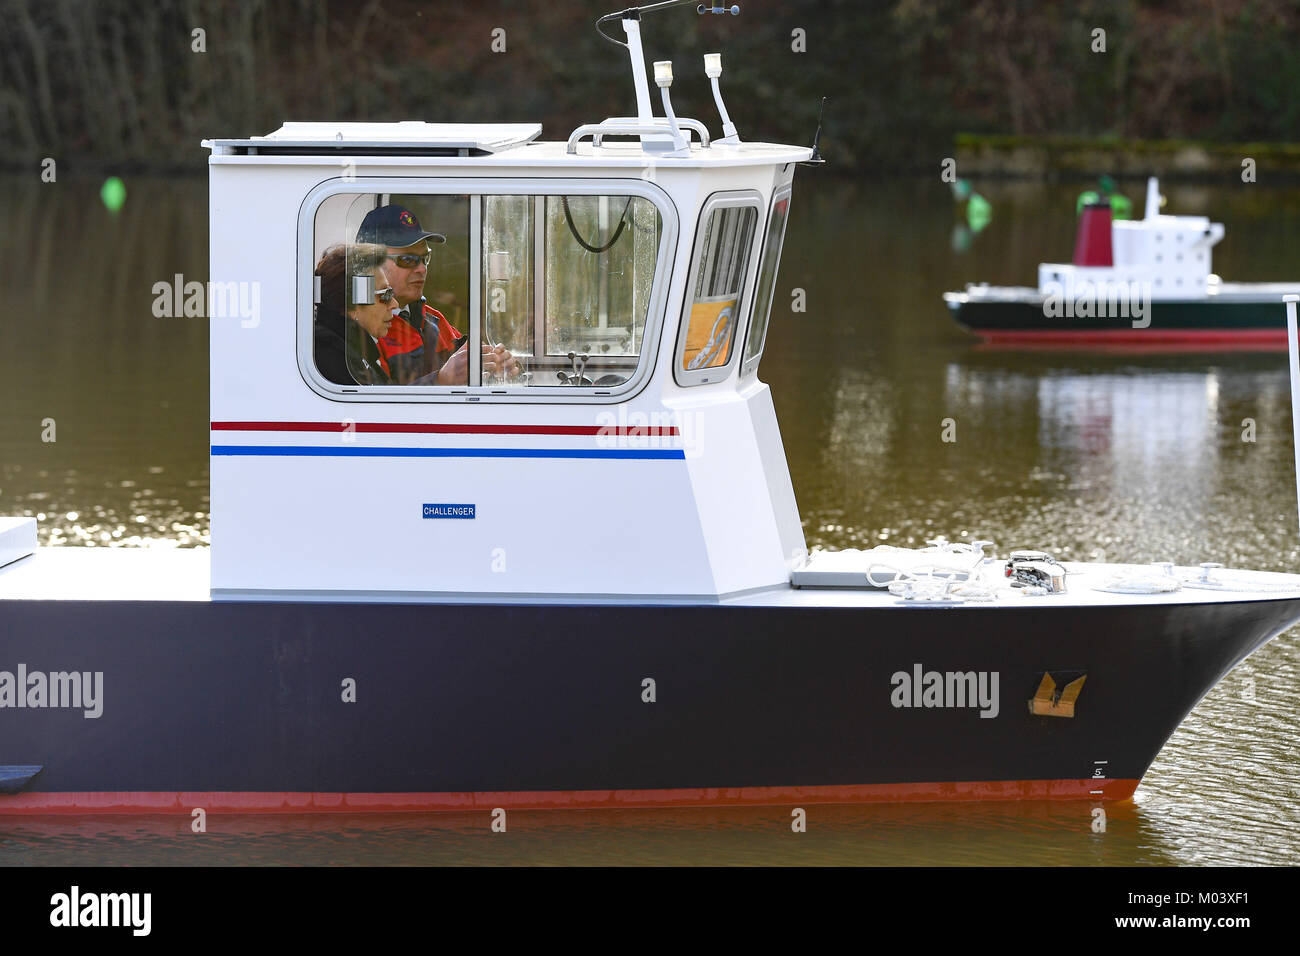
[1,174,1298,865]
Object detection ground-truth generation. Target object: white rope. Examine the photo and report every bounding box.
[867,559,970,588]
[949,578,999,602]
[863,544,982,587]
[887,578,959,602]
[870,539,1001,604]
[886,575,999,603]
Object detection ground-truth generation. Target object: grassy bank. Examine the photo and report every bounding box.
[954,134,1300,181]
[2,1,1298,177]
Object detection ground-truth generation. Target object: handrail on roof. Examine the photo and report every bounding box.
[567,120,710,154]
[593,117,711,148]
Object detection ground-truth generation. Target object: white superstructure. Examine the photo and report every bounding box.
[202,43,811,602]
[1038,177,1226,302]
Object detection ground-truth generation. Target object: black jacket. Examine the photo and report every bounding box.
[313,309,394,386]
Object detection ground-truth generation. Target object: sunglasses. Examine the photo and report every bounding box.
[374,287,396,303]
[390,252,431,268]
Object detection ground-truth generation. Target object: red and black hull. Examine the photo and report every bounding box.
[949,298,1287,350]
[2,597,1297,811]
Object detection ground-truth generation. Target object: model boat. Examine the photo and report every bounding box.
[4,3,1300,813]
[945,178,1300,348]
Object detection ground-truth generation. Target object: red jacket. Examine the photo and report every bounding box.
[375,301,462,384]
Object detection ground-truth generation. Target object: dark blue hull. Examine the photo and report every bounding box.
[2,597,1297,809]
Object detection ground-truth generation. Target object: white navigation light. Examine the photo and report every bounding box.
[704,52,739,143]
[650,60,689,154]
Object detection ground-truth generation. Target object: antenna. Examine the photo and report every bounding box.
[802,96,827,166]
[596,0,739,46]
[594,1,742,127]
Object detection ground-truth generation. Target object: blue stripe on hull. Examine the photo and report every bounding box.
[211,445,686,460]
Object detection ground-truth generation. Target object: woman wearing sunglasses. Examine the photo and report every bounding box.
[312,243,404,386]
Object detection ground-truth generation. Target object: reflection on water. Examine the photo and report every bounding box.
[934,366,1282,562]
[1035,372,1220,478]
[807,351,1300,570]
[0,175,209,549]
[1,175,1298,864]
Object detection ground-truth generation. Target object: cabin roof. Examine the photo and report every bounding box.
[206,137,811,169]
[207,121,544,154]
[204,120,813,168]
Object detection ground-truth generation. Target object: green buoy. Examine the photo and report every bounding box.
[1077,177,1133,220]
[966,192,992,232]
[1109,194,1133,220]
[100,177,127,213]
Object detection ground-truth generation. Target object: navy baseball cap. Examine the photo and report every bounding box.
[356,204,446,247]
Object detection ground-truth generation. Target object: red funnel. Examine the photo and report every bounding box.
[1074,202,1113,266]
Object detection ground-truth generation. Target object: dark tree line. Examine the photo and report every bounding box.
[0,0,1296,173]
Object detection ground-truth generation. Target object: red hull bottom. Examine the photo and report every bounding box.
[0,779,1139,814]
[976,328,1287,350]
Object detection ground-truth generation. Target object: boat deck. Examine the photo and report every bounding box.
[0,548,210,602]
[3,547,1300,610]
[947,280,1300,305]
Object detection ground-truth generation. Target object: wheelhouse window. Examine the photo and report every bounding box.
[741,187,792,374]
[304,180,668,399]
[675,192,761,386]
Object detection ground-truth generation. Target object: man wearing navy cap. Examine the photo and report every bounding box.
[356,203,517,384]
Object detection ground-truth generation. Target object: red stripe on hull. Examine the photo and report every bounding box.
[211,422,679,437]
[0,779,1138,814]
[976,328,1287,350]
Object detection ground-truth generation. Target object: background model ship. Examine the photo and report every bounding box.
[3,2,1300,813]
[946,177,1300,348]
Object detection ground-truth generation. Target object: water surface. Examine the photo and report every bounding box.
[1,174,1297,865]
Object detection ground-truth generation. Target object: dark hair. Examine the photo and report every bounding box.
[314,243,389,320]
